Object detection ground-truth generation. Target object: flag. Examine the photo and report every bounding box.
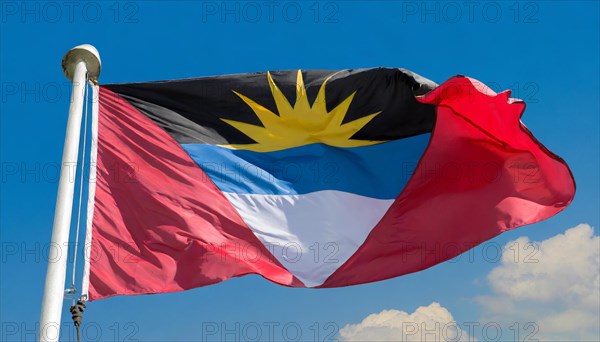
[83,68,575,300]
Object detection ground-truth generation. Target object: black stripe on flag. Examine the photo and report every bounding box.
[104,68,438,145]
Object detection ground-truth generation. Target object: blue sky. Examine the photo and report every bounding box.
[1,1,598,341]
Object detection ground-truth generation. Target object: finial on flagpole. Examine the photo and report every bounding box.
[62,44,101,82]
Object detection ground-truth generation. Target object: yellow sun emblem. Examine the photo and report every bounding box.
[220,70,383,152]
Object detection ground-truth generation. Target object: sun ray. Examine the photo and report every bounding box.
[267,72,294,120]
[232,91,281,130]
[294,70,311,114]
[326,92,356,130]
[220,119,271,144]
[312,76,331,114]
[338,112,381,136]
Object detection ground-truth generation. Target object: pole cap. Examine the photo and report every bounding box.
[62,44,101,83]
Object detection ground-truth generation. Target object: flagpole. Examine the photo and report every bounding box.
[39,44,101,342]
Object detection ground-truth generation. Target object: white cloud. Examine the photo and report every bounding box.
[339,302,471,342]
[479,223,600,341]
[339,224,599,342]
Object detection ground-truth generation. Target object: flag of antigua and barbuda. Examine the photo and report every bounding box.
[83,68,575,300]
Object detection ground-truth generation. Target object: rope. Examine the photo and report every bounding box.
[69,76,90,342]
[70,299,86,342]
[71,74,90,291]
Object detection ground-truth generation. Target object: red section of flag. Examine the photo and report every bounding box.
[88,88,300,301]
[321,76,575,287]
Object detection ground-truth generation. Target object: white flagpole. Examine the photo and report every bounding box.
[39,44,101,342]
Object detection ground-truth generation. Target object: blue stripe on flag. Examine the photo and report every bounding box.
[182,134,430,199]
